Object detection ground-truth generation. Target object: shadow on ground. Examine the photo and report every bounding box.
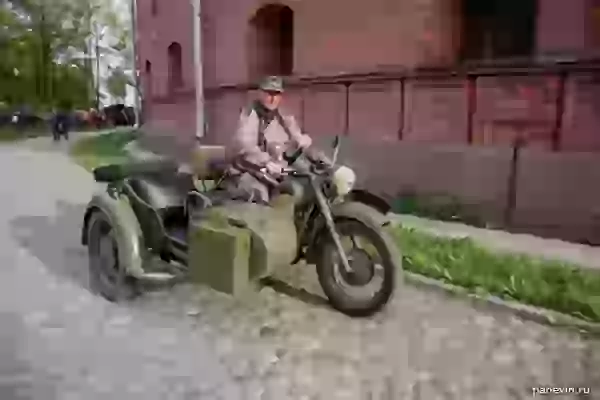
[8,199,331,311]
[261,276,330,308]
[10,201,90,292]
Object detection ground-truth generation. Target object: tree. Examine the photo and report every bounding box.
[0,0,120,110]
[106,67,127,102]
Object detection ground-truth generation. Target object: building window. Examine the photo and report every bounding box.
[247,4,294,80]
[144,60,152,95]
[461,0,537,61]
[151,0,158,16]
[591,0,600,48]
[167,42,183,91]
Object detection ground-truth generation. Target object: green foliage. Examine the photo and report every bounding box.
[0,0,124,111]
[392,226,600,323]
[0,125,48,141]
[106,67,128,102]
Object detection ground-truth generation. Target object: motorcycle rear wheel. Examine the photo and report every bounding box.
[316,218,398,317]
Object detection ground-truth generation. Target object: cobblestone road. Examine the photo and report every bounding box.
[1,137,599,399]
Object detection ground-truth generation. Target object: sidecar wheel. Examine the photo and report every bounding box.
[87,211,139,302]
[316,219,398,317]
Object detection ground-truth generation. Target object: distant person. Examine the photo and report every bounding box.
[12,110,24,134]
[88,108,102,129]
[51,109,70,141]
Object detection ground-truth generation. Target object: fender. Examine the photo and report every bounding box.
[81,190,146,278]
[332,202,403,276]
[346,189,391,217]
[304,200,389,264]
[331,201,389,229]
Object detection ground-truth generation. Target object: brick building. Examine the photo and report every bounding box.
[136,0,600,244]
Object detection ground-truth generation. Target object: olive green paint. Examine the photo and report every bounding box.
[188,198,298,296]
[188,218,252,296]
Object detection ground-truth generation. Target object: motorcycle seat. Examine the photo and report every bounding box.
[128,170,194,211]
[93,160,179,183]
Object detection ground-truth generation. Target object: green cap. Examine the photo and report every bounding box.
[259,76,284,93]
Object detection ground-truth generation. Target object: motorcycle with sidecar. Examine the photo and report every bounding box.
[81,136,401,317]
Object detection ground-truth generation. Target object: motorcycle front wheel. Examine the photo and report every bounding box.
[316,218,399,317]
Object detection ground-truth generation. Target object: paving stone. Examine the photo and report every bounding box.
[0,138,598,399]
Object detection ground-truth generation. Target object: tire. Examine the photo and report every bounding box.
[87,211,139,302]
[316,218,398,317]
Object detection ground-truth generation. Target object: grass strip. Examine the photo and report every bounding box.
[0,127,48,142]
[391,226,600,323]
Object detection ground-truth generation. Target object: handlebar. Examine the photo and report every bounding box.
[283,145,304,165]
[278,159,330,179]
[235,147,332,189]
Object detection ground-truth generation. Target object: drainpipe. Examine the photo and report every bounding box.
[95,21,101,111]
[191,0,205,140]
[130,0,141,127]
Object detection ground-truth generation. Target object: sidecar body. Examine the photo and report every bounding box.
[81,145,298,300]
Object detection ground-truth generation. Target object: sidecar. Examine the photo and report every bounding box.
[80,146,299,301]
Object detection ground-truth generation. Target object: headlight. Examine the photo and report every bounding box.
[332,165,356,196]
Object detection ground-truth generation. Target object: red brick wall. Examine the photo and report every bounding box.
[473,75,559,150]
[135,0,600,243]
[137,0,598,128]
[198,0,463,85]
[536,0,589,54]
[562,72,600,151]
[136,0,195,98]
[403,78,468,143]
[348,82,403,142]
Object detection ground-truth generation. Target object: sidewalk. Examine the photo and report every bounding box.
[393,214,600,271]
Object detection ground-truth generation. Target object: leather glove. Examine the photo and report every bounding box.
[265,160,285,176]
[296,134,312,149]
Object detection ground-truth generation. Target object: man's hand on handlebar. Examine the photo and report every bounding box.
[296,134,312,149]
[305,148,333,168]
[265,161,286,177]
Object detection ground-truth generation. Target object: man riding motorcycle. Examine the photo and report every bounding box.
[223,75,318,204]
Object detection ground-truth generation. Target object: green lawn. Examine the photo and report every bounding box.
[391,226,600,323]
[69,129,139,171]
[0,126,49,142]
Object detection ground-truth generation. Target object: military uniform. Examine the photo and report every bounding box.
[224,103,309,203]
[224,76,312,203]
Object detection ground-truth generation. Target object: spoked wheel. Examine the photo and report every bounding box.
[87,211,139,302]
[316,218,398,317]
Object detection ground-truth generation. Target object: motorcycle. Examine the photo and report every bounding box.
[81,136,401,317]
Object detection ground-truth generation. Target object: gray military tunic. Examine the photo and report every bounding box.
[225,106,310,203]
